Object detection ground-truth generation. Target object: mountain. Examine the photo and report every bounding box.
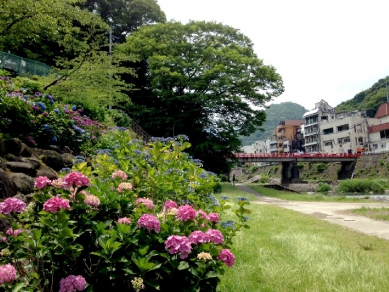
[336,76,389,117]
[240,102,308,145]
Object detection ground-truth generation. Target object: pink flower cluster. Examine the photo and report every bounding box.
[137,214,160,233]
[205,229,224,244]
[0,263,17,285]
[34,176,52,189]
[217,249,235,267]
[117,182,133,192]
[112,170,128,180]
[62,172,90,190]
[207,212,220,223]
[0,198,26,214]
[59,275,87,292]
[118,217,131,224]
[43,196,70,213]
[84,194,100,208]
[135,198,154,210]
[188,230,210,244]
[196,209,208,219]
[165,235,193,259]
[176,205,197,221]
[6,228,23,237]
[164,200,177,210]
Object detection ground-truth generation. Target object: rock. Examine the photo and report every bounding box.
[0,158,5,171]
[40,150,65,171]
[62,153,74,167]
[62,146,72,154]
[10,173,35,195]
[4,138,23,156]
[19,143,32,157]
[0,214,11,233]
[48,145,61,153]
[0,138,5,155]
[36,169,58,180]
[21,157,41,170]
[5,153,23,162]
[0,171,18,198]
[5,162,37,176]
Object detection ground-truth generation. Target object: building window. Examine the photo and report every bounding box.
[324,142,333,146]
[382,143,386,149]
[373,144,378,150]
[323,128,334,135]
[380,129,389,139]
[337,124,349,132]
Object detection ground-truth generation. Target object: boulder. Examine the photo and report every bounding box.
[0,138,5,155]
[5,153,22,162]
[40,150,65,171]
[0,171,18,198]
[48,145,61,153]
[62,146,72,154]
[19,143,32,157]
[62,153,74,167]
[0,158,5,171]
[5,162,37,177]
[36,169,58,180]
[4,138,23,156]
[10,173,35,195]
[21,157,41,170]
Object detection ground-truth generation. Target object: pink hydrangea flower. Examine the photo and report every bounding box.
[217,249,236,267]
[6,228,23,237]
[176,205,196,221]
[118,217,131,224]
[112,170,128,180]
[117,182,133,192]
[188,230,210,244]
[196,209,208,219]
[0,198,26,214]
[43,196,70,213]
[137,214,160,233]
[83,194,100,208]
[205,229,224,244]
[164,200,177,210]
[59,275,87,292]
[0,263,17,284]
[165,235,193,259]
[135,198,154,209]
[62,172,90,190]
[34,176,52,189]
[207,212,220,223]
[51,178,65,188]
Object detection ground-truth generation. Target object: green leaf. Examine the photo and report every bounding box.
[178,261,189,270]
[11,282,26,292]
[205,271,219,279]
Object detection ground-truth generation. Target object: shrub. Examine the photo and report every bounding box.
[250,165,259,172]
[337,179,385,194]
[316,163,327,172]
[316,182,332,192]
[273,165,279,173]
[218,174,228,182]
[297,162,304,169]
[0,130,250,291]
[259,174,270,184]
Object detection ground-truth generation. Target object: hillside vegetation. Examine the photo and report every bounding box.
[336,76,389,117]
[240,102,308,145]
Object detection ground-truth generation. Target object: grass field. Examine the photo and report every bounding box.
[352,207,389,222]
[216,184,389,292]
[248,185,377,202]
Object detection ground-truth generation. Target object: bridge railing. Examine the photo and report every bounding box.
[234,153,362,159]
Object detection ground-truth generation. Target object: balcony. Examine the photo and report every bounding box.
[304,140,318,147]
[304,131,318,137]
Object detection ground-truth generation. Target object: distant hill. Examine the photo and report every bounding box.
[240,102,308,146]
[336,76,389,117]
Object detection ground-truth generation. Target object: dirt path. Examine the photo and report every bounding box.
[235,184,389,241]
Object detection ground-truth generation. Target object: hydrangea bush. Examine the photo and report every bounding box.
[0,129,250,291]
[0,76,104,151]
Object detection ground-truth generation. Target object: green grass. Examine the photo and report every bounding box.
[352,207,389,222]
[216,184,389,292]
[248,185,377,202]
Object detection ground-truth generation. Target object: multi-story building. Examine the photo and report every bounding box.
[303,100,334,153]
[272,119,305,153]
[368,103,389,152]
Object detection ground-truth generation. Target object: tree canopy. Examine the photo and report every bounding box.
[118,21,284,173]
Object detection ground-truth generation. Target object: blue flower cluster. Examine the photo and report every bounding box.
[72,125,85,134]
[43,124,50,130]
[60,168,71,173]
[221,220,236,229]
[96,149,112,155]
[175,134,189,141]
[150,137,175,143]
[45,94,54,104]
[237,197,249,201]
[114,126,127,132]
[54,108,60,114]
[220,196,230,200]
[52,136,57,142]
[36,101,46,111]
[198,172,208,178]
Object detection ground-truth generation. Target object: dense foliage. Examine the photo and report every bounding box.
[240,102,308,146]
[336,76,389,117]
[118,21,284,174]
[338,179,385,194]
[0,130,250,291]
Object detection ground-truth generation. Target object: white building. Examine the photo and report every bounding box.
[368,103,389,152]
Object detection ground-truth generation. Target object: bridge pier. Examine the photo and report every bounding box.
[338,161,356,180]
[281,161,300,183]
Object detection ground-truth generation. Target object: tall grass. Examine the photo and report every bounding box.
[216,184,389,291]
[338,179,385,194]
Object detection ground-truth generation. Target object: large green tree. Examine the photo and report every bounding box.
[0,0,108,66]
[81,0,166,43]
[118,21,284,173]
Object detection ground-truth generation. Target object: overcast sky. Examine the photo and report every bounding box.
[157,0,389,110]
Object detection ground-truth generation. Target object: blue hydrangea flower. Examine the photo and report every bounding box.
[54,108,60,114]
[60,168,71,173]
[43,124,50,130]
[237,197,249,201]
[36,101,46,111]
[72,105,77,111]
[221,220,236,229]
[220,196,230,200]
[52,136,57,142]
